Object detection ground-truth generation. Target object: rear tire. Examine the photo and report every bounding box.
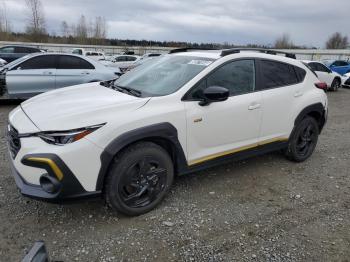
[331,78,341,91]
[285,117,319,162]
[104,142,174,216]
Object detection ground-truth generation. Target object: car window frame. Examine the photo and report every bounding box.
[56,55,95,70]
[182,58,257,101]
[0,46,15,54]
[255,58,305,91]
[14,55,57,70]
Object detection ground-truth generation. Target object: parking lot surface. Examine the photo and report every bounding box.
[0,90,350,261]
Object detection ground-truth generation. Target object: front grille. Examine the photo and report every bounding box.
[7,125,21,159]
[345,78,350,85]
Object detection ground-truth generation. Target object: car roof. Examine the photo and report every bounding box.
[171,49,301,66]
[302,60,325,65]
[0,45,40,49]
[6,52,104,69]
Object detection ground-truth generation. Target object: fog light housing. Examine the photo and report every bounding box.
[40,174,61,194]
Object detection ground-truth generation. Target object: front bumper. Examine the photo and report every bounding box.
[7,106,104,202]
[9,153,101,202]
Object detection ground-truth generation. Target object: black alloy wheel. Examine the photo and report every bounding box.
[285,116,319,162]
[104,142,174,216]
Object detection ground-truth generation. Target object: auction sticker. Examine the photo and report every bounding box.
[188,60,213,66]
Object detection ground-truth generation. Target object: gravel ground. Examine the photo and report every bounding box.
[0,90,350,262]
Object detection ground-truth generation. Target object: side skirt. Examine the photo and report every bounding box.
[177,141,288,176]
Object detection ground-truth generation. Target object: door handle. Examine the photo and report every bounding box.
[248,103,261,110]
[81,71,90,75]
[294,91,303,97]
[43,71,53,75]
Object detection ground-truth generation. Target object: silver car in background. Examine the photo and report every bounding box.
[0,53,121,99]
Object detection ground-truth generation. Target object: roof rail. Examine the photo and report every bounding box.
[169,47,220,54]
[220,48,296,59]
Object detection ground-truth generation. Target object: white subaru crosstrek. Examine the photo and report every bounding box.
[7,48,328,216]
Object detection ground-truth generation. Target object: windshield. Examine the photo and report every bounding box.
[114,55,214,97]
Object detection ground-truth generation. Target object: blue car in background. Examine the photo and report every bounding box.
[323,60,350,75]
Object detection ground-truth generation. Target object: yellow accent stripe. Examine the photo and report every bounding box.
[27,157,64,181]
[188,137,288,166]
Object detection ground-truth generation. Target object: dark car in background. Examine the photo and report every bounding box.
[0,45,44,63]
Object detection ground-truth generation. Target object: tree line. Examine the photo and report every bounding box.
[0,0,349,49]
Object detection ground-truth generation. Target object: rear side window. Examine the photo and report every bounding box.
[18,55,56,70]
[259,60,299,89]
[334,61,349,67]
[15,47,38,53]
[294,66,307,82]
[57,55,95,69]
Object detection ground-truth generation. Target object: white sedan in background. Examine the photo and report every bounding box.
[109,55,141,72]
[303,60,342,91]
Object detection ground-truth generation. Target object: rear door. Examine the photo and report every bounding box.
[55,55,96,88]
[6,55,56,98]
[257,59,305,142]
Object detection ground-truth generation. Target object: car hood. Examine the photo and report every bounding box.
[21,82,150,131]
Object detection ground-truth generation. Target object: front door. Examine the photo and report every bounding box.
[6,55,56,98]
[184,59,262,166]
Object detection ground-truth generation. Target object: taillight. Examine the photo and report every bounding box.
[315,82,328,91]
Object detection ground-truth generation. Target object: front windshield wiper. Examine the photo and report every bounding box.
[113,84,142,97]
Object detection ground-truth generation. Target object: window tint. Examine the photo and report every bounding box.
[0,46,15,53]
[308,63,318,72]
[57,55,95,69]
[334,61,349,67]
[317,63,330,73]
[15,47,37,53]
[260,60,298,89]
[127,56,137,61]
[18,55,56,70]
[206,60,255,96]
[115,56,127,62]
[294,66,307,81]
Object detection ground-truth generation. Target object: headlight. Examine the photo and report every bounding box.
[37,124,105,145]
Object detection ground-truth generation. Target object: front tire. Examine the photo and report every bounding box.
[104,142,174,216]
[285,117,319,162]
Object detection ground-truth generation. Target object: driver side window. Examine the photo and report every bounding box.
[190,59,256,99]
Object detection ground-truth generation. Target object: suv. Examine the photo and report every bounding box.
[0,45,44,63]
[7,48,328,216]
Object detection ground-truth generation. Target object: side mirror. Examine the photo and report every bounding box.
[199,86,229,106]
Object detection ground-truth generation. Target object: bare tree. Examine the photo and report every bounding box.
[326,32,349,49]
[75,15,88,43]
[274,34,294,49]
[0,1,11,39]
[25,0,46,41]
[60,20,69,37]
[93,16,107,39]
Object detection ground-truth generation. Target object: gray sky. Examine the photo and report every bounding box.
[2,0,350,47]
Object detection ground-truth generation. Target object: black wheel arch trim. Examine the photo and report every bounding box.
[96,122,188,191]
[294,103,326,133]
